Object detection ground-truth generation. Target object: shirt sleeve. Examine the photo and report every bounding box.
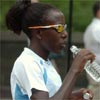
[14,60,48,98]
[92,27,100,43]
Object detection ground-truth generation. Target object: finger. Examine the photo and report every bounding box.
[84,54,95,63]
[79,49,95,57]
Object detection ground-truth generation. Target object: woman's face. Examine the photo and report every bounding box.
[40,10,68,54]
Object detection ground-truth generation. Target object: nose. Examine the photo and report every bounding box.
[61,30,68,39]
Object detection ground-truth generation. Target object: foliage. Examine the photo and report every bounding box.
[0,0,16,31]
[0,0,97,32]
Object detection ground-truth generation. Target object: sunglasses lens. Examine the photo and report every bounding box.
[57,25,63,32]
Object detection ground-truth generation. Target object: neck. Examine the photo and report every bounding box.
[29,42,49,61]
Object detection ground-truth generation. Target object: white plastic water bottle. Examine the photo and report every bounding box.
[70,45,100,82]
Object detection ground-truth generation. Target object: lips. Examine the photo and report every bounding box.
[60,42,66,48]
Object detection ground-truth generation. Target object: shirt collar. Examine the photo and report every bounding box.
[23,47,51,65]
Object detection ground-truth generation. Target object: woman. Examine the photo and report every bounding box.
[6,1,94,100]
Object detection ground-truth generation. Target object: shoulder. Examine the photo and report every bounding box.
[12,48,44,75]
[84,19,100,43]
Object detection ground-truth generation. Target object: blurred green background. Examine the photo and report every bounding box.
[0,0,97,32]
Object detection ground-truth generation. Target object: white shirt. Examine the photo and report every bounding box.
[10,47,62,100]
[84,18,100,65]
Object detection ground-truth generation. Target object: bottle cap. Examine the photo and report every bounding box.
[70,45,79,55]
[83,93,90,99]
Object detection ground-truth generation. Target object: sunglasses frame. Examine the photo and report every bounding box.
[28,24,67,33]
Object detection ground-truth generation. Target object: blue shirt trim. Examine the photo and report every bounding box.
[15,84,29,100]
[43,68,47,84]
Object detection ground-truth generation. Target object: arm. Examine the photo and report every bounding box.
[30,49,95,100]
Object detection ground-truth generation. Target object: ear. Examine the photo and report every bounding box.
[36,29,43,40]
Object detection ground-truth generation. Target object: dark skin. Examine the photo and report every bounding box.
[29,10,94,100]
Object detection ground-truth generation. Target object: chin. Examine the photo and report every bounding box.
[50,47,64,54]
[54,49,63,54]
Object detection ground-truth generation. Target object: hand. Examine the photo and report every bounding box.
[70,88,93,100]
[70,49,95,73]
